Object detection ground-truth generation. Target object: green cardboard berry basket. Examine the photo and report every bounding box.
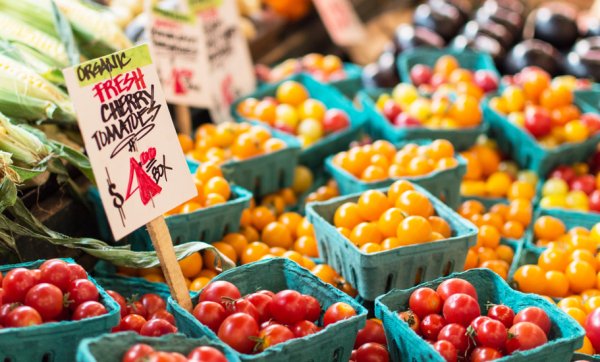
[0,259,120,362]
[306,183,478,301]
[76,332,239,362]
[231,74,367,170]
[325,139,467,209]
[187,126,301,197]
[88,184,252,249]
[357,88,488,151]
[397,48,500,86]
[375,268,585,362]
[168,258,367,361]
[483,92,600,177]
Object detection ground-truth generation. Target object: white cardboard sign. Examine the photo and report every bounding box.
[313,0,367,46]
[146,6,212,108]
[191,0,257,122]
[63,44,197,240]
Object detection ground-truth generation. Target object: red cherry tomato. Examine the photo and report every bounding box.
[187,346,228,362]
[67,279,99,308]
[475,319,507,350]
[140,318,177,337]
[442,293,480,327]
[68,263,88,281]
[245,292,272,323]
[437,323,469,354]
[436,279,478,302]
[524,106,552,138]
[487,304,514,328]
[106,290,127,317]
[72,301,107,320]
[140,293,166,316]
[24,283,63,321]
[151,309,175,325]
[470,316,491,331]
[217,313,259,354]
[586,308,600,352]
[303,295,321,322]
[257,324,295,351]
[513,307,550,335]
[323,302,356,327]
[269,290,306,325]
[192,301,227,333]
[2,268,35,303]
[199,281,241,306]
[354,319,387,348]
[355,342,389,362]
[119,314,147,333]
[470,347,503,362]
[230,299,260,321]
[409,287,442,319]
[126,301,147,319]
[323,109,350,134]
[432,340,457,362]
[410,64,433,86]
[40,260,71,292]
[420,314,446,340]
[291,320,319,337]
[398,310,420,334]
[5,306,42,327]
[0,303,15,325]
[122,344,155,362]
[505,322,547,353]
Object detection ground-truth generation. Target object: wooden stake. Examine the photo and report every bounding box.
[146,215,193,311]
[174,105,192,135]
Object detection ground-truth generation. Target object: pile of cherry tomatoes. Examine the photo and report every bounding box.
[0,259,107,327]
[400,278,552,361]
[489,67,600,147]
[332,139,459,182]
[541,158,600,212]
[121,343,227,362]
[108,291,177,337]
[333,180,453,253]
[237,80,350,148]
[191,280,357,354]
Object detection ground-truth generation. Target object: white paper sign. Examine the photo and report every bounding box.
[191,0,257,123]
[146,6,212,108]
[63,44,197,240]
[313,0,367,46]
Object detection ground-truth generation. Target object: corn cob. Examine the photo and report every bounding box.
[54,0,133,51]
[0,54,75,122]
[0,114,50,166]
[0,14,69,67]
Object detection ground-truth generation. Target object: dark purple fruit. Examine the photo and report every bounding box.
[476,3,524,36]
[361,52,400,88]
[504,39,564,76]
[484,0,526,17]
[412,3,462,42]
[393,24,445,52]
[462,20,514,49]
[566,37,600,81]
[452,35,507,67]
[532,4,579,50]
[429,0,472,24]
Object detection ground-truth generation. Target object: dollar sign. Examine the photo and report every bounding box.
[108,182,124,209]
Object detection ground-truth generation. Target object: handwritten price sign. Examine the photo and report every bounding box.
[313,0,366,46]
[147,6,212,108]
[63,44,197,240]
[191,0,256,123]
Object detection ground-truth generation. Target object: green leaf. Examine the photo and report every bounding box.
[50,0,80,66]
[49,140,94,183]
[0,177,17,211]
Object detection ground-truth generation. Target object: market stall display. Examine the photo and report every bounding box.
[4,0,600,361]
